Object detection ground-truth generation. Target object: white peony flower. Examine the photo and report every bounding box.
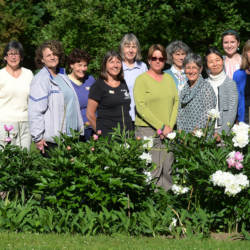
[225,183,242,196]
[169,218,177,231]
[166,132,176,140]
[194,129,204,138]
[171,184,189,195]
[143,171,152,183]
[227,151,236,159]
[232,134,249,148]
[208,109,220,119]
[235,173,249,188]
[210,171,249,196]
[232,122,250,134]
[139,152,152,165]
[143,136,154,149]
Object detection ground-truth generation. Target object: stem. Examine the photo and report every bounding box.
[187,186,193,211]
[127,194,130,218]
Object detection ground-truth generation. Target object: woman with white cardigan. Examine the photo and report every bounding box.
[205,47,238,140]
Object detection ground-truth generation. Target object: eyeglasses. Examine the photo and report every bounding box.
[151,57,165,62]
[7,52,20,57]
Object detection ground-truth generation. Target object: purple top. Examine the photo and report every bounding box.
[123,61,148,121]
[70,74,95,122]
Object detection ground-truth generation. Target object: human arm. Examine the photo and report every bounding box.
[28,71,50,146]
[218,79,238,134]
[233,70,246,122]
[86,99,98,131]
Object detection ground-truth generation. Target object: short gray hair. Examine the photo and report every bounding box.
[183,53,203,69]
[119,33,142,61]
[166,40,191,65]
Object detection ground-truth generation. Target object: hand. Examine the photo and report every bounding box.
[35,139,47,154]
[214,132,221,142]
[159,125,172,139]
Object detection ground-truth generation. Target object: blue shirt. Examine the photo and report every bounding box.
[123,61,148,121]
[70,75,95,123]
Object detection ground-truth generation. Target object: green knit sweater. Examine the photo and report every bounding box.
[134,72,178,130]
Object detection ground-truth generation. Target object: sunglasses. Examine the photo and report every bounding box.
[151,57,165,62]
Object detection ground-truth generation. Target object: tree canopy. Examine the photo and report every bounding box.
[0,0,249,74]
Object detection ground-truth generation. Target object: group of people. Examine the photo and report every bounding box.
[0,30,249,191]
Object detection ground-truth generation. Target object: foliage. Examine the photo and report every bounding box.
[1,0,249,73]
[0,0,46,68]
[164,122,250,233]
[0,143,44,200]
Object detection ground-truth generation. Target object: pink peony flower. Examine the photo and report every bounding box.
[226,157,236,168]
[4,124,14,132]
[234,151,244,162]
[157,129,162,135]
[93,134,98,141]
[4,137,12,142]
[97,130,102,135]
[235,161,243,170]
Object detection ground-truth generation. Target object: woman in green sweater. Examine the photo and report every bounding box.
[134,44,179,191]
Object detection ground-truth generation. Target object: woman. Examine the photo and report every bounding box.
[205,47,238,137]
[164,40,191,93]
[28,40,83,155]
[87,50,132,137]
[233,40,250,124]
[0,41,33,148]
[119,33,148,123]
[177,53,216,133]
[67,48,95,140]
[134,44,179,191]
[222,29,241,79]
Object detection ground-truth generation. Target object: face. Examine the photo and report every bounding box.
[185,62,201,84]
[4,49,21,69]
[172,49,186,69]
[223,35,240,57]
[106,56,122,78]
[206,53,224,75]
[41,47,59,69]
[123,42,137,62]
[148,50,165,73]
[70,60,88,80]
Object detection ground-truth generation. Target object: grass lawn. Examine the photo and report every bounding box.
[0,233,250,250]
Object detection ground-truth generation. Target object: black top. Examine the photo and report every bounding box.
[245,74,250,123]
[88,79,133,136]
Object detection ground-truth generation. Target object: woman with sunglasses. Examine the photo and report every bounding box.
[0,41,33,148]
[134,44,179,191]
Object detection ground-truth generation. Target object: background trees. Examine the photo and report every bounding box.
[0,0,249,74]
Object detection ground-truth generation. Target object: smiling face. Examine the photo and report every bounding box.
[70,60,88,80]
[41,47,59,70]
[185,62,202,85]
[172,49,186,70]
[4,49,21,70]
[106,56,122,79]
[223,35,240,57]
[148,50,165,73]
[206,53,224,75]
[123,42,137,63]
